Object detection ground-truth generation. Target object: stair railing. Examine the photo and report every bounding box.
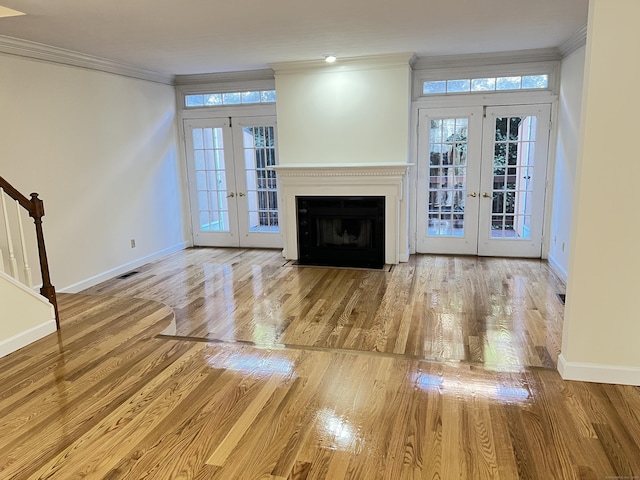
[0,176,59,330]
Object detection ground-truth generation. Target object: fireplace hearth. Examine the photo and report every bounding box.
[296,196,385,269]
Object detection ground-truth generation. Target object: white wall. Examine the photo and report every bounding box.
[0,54,189,292]
[274,56,412,166]
[548,46,586,281]
[0,272,56,358]
[560,0,640,385]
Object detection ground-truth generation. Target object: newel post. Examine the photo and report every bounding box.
[29,193,60,330]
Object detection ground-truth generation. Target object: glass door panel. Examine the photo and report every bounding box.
[185,116,282,249]
[478,105,551,257]
[185,118,239,246]
[234,118,282,248]
[416,107,483,255]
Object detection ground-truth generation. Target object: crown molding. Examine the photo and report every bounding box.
[270,53,415,75]
[174,69,275,86]
[559,25,588,58]
[0,35,175,85]
[413,48,561,71]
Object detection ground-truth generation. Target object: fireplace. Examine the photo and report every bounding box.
[297,196,385,269]
[272,163,411,265]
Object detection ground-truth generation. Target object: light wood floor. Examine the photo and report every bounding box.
[1,248,639,479]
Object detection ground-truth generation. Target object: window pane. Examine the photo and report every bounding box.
[261,90,277,102]
[522,75,549,89]
[241,91,261,103]
[496,76,522,90]
[185,95,204,107]
[447,79,470,93]
[222,92,242,104]
[423,81,446,94]
[471,78,496,91]
[204,94,222,105]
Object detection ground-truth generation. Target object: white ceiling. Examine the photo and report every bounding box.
[0,0,589,76]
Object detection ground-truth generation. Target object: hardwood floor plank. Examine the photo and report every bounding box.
[2,248,639,479]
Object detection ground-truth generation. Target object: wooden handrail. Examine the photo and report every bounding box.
[0,176,59,330]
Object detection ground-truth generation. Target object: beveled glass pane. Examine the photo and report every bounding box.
[495,118,508,141]
[509,117,522,140]
[261,90,277,102]
[213,128,224,148]
[241,91,261,103]
[193,128,204,149]
[205,150,215,170]
[198,191,209,211]
[496,76,522,90]
[186,95,204,107]
[522,75,548,89]
[471,78,496,91]
[199,211,210,231]
[204,94,222,106]
[222,92,241,104]
[196,171,207,191]
[423,81,446,94]
[215,150,225,170]
[203,128,214,149]
[447,79,470,93]
[209,191,220,211]
[430,120,442,144]
[194,150,205,171]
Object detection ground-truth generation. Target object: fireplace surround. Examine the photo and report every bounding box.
[272,163,411,265]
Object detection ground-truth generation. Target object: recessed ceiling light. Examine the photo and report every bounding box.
[324,55,337,63]
[0,6,26,18]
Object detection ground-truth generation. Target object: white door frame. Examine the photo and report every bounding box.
[182,112,281,249]
[409,92,558,258]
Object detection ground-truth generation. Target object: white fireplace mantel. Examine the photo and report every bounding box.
[272,163,412,264]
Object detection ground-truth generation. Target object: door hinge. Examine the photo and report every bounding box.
[229,116,232,127]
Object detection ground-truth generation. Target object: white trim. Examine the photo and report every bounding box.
[559,26,588,58]
[59,241,189,293]
[175,69,275,86]
[0,35,174,85]
[272,164,411,265]
[547,253,568,283]
[558,354,640,386]
[0,319,57,359]
[0,270,51,305]
[413,49,561,71]
[271,53,415,75]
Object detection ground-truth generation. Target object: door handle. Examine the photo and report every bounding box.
[467,192,477,198]
[238,192,246,197]
[482,192,491,198]
[226,192,235,198]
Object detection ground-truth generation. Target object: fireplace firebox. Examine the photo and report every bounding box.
[296,196,385,269]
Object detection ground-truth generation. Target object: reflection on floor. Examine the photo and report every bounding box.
[1,248,639,479]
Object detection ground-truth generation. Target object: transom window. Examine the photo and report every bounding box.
[423,75,548,95]
[185,90,276,108]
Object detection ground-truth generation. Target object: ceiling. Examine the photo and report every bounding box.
[0,0,589,76]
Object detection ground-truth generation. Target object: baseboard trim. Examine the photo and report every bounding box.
[59,241,189,293]
[0,320,57,359]
[558,354,640,386]
[547,254,568,283]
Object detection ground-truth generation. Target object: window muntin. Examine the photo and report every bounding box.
[185,90,276,108]
[423,74,548,96]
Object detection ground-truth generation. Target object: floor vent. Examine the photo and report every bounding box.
[557,293,566,305]
[118,270,140,279]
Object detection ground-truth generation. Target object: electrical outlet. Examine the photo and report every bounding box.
[130,239,136,248]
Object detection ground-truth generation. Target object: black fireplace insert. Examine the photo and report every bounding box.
[296,196,385,269]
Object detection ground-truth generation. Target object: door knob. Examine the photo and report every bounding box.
[238,192,246,197]
[226,192,235,198]
[482,192,491,198]
[467,192,477,198]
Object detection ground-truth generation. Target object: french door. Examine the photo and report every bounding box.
[416,104,551,257]
[184,116,281,248]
